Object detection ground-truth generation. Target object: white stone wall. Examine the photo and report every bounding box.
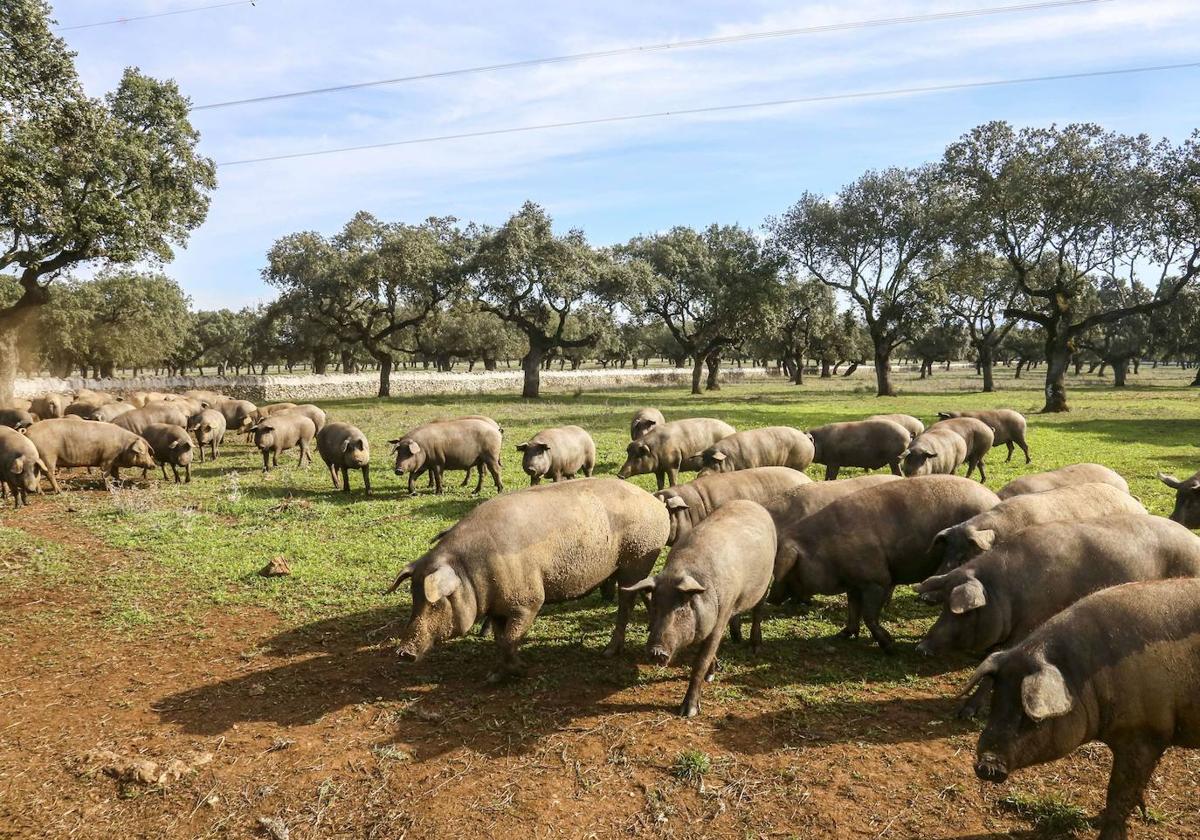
[15,367,782,402]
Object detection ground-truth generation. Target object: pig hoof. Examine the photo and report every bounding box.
[679,701,700,718]
[836,628,859,639]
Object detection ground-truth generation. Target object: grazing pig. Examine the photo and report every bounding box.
[928,483,1148,573]
[415,415,503,489]
[617,418,736,490]
[25,418,156,491]
[30,394,68,420]
[0,408,35,431]
[630,407,666,440]
[73,389,120,406]
[1158,469,1200,529]
[253,413,316,472]
[141,423,194,483]
[186,409,226,462]
[0,426,47,508]
[88,402,135,423]
[697,426,814,476]
[385,478,669,680]
[112,403,191,436]
[214,398,257,434]
[182,389,226,408]
[808,418,910,481]
[623,500,776,717]
[280,403,326,432]
[997,463,1128,500]
[316,422,371,494]
[969,579,1200,840]
[655,467,811,545]
[389,417,503,495]
[904,418,993,481]
[64,401,99,418]
[774,475,999,652]
[516,425,595,485]
[869,413,924,440]
[3,398,33,412]
[917,517,1200,695]
[936,408,1029,463]
[252,402,298,424]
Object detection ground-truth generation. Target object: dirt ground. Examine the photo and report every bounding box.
[2,503,1199,840]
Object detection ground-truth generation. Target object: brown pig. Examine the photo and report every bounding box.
[630,408,666,440]
[869,413,924,440]
[937,408,1029,463]
[25,418,156,491]
[997,463,1128,500]
[1157,469,1200,529]
[317,422,371,494]
[30,394,69,420]
[516,425,595,485]
[0,426,47,507]
[697,426,814,475]
[808,419,910,481]
[655,466,811,545]
[279,403,326,432]
[617,418,736,489]
[623,500,776,717]
[253,413,316,472]
[389,417,503,495]
[112,403,191,436]
[88,402,135,423]
[186,409,227,462]
[0,408,35,431]
[141,423,194,483]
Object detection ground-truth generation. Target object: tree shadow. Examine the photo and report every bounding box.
[1054,418,1200,448]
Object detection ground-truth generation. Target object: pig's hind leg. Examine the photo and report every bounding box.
[488,604,540,683]
[1100,740,1167,840]
[681,621,727,718]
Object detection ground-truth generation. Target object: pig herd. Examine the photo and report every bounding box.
[3,392,1200,839]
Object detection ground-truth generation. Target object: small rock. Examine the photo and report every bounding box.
[260,556,291,577]
[257,816,289,840]
[248,683,267,697]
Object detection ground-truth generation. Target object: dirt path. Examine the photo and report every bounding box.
[1,506,1198,839]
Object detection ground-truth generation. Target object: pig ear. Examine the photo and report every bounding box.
[423,565,460,603]
[676,574,706,595]
[637,443,651,456]
[916,572,950,601]
[386,438,402,445]
[9,457,24,475]
[958,650,1004,698]
[1021,662,1074,722]
[385,563,416,595]
[515,443,528,451]
[711,451,726,462]
[967,529,996,552]
[408,441,421,454]
[620,576,655,593]
[949,577,987,614]
[665,496,689,511]
[936,412,951,420]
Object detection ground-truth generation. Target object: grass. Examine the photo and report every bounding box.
[3,363,1199,697]
[671,749,713,783]
[998,789,1092,835]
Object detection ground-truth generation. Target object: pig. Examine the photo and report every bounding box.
[617,418,737,490]
[390,417,503,495]
[252,413,316,472]
[807,418,910,481]
[903,418,994,481]
[213,398,258,434]
[112,403,191,436]
[140,423,194,483]
[72,389,120,406]
[64,401,100,418]
[998,463,1128,500]
[1157,469,1200,528]
[516,425,595,485]
[186,409,226,462]
[88,402,135,423]
[385,478,669,680]
[25,418,156,491]
[630,407,666,440]
[655,466,812,545]
[917,517,1200,691]
[316,422,371,494]
[0,426,47,508]
[622,500,776,717]
[969,578,1200,840]
[697,426,814,476]
[774,475,999,652]
[279,403,326,433]
[936,408,1029,463]
[253,402,298,423]
[30,394,68,420]
[928,483,1148,573]
[3,398,33,411]
[414,415,503,489]
[128,390,170,407]
[869,413,924,440]
[0,408,35,431]
[182,389,226,408]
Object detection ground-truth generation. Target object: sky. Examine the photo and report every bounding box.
[50,0,1200,310]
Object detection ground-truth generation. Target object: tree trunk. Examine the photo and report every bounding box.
[842,362,858,377]
[1041,335,1071,413]
[0,323,21,406]
[1191,366,1200,386]
[341,350,354,374]
[979,343,995,393]
[820,359,831,378]
[873,347,895,397]
[483,357,497,371]
[522,346,544,398]
[705,352,721,391]
[690,355,704,395]
[1112,357,1129,387]
[377,355,393,398]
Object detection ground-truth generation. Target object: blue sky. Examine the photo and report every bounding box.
[52,0,1200,310]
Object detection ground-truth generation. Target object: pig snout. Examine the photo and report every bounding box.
[396,646,422,663]
[974,752,1009,783]
[648,645,672,666]
[915,639,936,657]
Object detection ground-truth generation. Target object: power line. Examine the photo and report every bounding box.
[54,0,258,33]
[215,60,1200,167]
[194,0,1113,111]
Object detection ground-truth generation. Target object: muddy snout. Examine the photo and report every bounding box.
[648,645,671,666]
[396,647,421,663]
[974,752,1009,783]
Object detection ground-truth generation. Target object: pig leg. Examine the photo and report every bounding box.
[361,466,370,495]
[484,456,503,494]
[956,677,993,719]
[1004,441,1015,462]
[681,622,726,718]
[838,590,863,638]
[728,616,743,643]
[261,449,270,472]
[888,459,901,476]
[1100,740,1166,840]
[1017,437,1031,464]
[489,604,539,682]
[976,458,986,483]
[338,465,349,492]
[328,464,340,489]
[824,464,840,481]
[472,460,485,495]
[407,470,418,495]
[459,467,472,487]
[184,463,190,484]
[599,575,616,602]
[666,466,679,487]
[750,601,765,652]
[196,443,205,464]
[433,466,445,495]
[654,471,666,491]
[859,584,896,654]
[43,459,61,494]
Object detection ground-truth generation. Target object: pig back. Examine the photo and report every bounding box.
[26,418,141,466]
[767,474,902,529]
[679,467,812,526]
[997,463,1128,499]
[651,418,736,469]
[413,418,501,468]
[810,419,909,469]
[113,404,190,435]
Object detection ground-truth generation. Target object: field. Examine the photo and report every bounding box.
[2,366,1199,839]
